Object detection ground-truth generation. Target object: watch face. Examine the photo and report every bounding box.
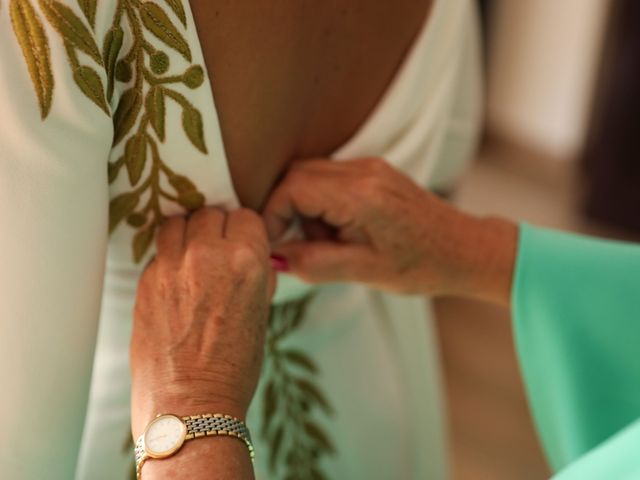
[143,414,187,458]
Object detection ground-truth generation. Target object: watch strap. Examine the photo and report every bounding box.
[135,413,254,479]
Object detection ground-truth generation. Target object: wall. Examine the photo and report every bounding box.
[486,0,611,159]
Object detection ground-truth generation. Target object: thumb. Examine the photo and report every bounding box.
[273,241,376,285]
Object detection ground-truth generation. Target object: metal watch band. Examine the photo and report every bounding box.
[135,413,254,479]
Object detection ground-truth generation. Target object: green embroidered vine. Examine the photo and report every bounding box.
[263,295,336,480]
[10,0,208,262]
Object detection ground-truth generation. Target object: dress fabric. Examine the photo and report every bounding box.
[513,225,640,478]
[0,1,482,479]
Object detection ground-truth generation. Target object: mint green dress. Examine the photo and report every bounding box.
[513,224,640,478]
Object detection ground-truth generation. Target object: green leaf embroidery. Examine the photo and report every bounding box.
[132,223,155,263]
[145,86,165,140]
[112,87,142,145]
[296,378,332,414]
[183,64,203,88]
[163,0,186,27]
[149,50,169,74]
[177,190,205,210]
[167,173,197,194]
[139,1,191,61]
[76,0,95,29]
[124,133,147,186]
[126,212,147,227]
[270,426,285,471]
[38,0,103,65]
[303,421,335,454]
[181,99,207,153]
[103,26,124,101]
[263,295,336,479]
[9,0,54,119]
[72,64,109,114]
[109,191,139,233]
[283,350,319,374]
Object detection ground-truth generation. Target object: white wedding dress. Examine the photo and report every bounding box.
[0,1,481,478]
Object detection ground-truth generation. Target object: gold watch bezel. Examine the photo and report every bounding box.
[142,413,187,459]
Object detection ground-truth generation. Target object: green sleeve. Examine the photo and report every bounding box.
[513,224,640,473]
[552,418,640,480]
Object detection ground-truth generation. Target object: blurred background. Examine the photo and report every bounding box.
[437,0,640,478]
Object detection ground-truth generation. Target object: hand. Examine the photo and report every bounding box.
[263,158,517,304]
[130,207,276,438]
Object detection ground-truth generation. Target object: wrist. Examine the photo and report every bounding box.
[132,395,248,439]
[453,214,518,305]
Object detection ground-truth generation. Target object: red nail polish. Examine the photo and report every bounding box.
[270,253,289,272]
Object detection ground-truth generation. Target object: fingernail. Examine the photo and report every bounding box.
[270,253,289,272]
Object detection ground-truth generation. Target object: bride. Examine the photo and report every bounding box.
[0,0,481,478]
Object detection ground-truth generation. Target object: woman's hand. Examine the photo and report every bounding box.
[263,158,517,305]
[130,207,275,439]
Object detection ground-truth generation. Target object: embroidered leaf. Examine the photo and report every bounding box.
[126,212,147,227]
[296,378,332,414]
[133,223,155,263]
[139,2,191,61]
[145,86,165,141]
[163,0,186,27]
[10,0,54,119]
[303,421,335,454]
[168,173,196,194]
[103,26,124,101]
[76,0,96,29]
[113,88,142,145]
[73,65,109,114]
[38,0,103,65]
[167,173,204,209]
[107,160,121,183]
[262,381,277,435]
[115,59,132,82]
[177,191,205,210]
[269,426,284,471]
[124,133,147,185]
[283,350,318,373]
[181,101,207,153]
[309,467,328,480]
[109,191,139,233]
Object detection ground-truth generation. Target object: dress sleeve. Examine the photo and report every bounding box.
[552,419,640,480]
[513,224,640,473]
[0,4,112,477]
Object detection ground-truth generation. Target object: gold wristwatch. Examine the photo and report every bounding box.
[134,413,254,479]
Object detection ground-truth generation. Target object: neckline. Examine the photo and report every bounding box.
[185,1,436,207]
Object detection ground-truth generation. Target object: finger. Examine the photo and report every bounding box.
[273,240,376,284]
[225,208,268,243]
[156,215,186,260]
[185,207,226,247]
[262,165,355,242]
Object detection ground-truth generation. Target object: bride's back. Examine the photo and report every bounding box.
[189,0,433,209]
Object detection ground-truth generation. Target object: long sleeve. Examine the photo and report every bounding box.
[0,3,112,478]
[512,224,640,474]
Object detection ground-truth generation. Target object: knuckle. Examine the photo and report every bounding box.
[364,157,388,172]
[183,240,214,266]
[229,241,265,274]
[358,173,384,197]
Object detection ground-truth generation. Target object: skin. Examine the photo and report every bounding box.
[263,158,519,306]
[130,207,275,479]
[130,160,517,477]
[188,0,433,209]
